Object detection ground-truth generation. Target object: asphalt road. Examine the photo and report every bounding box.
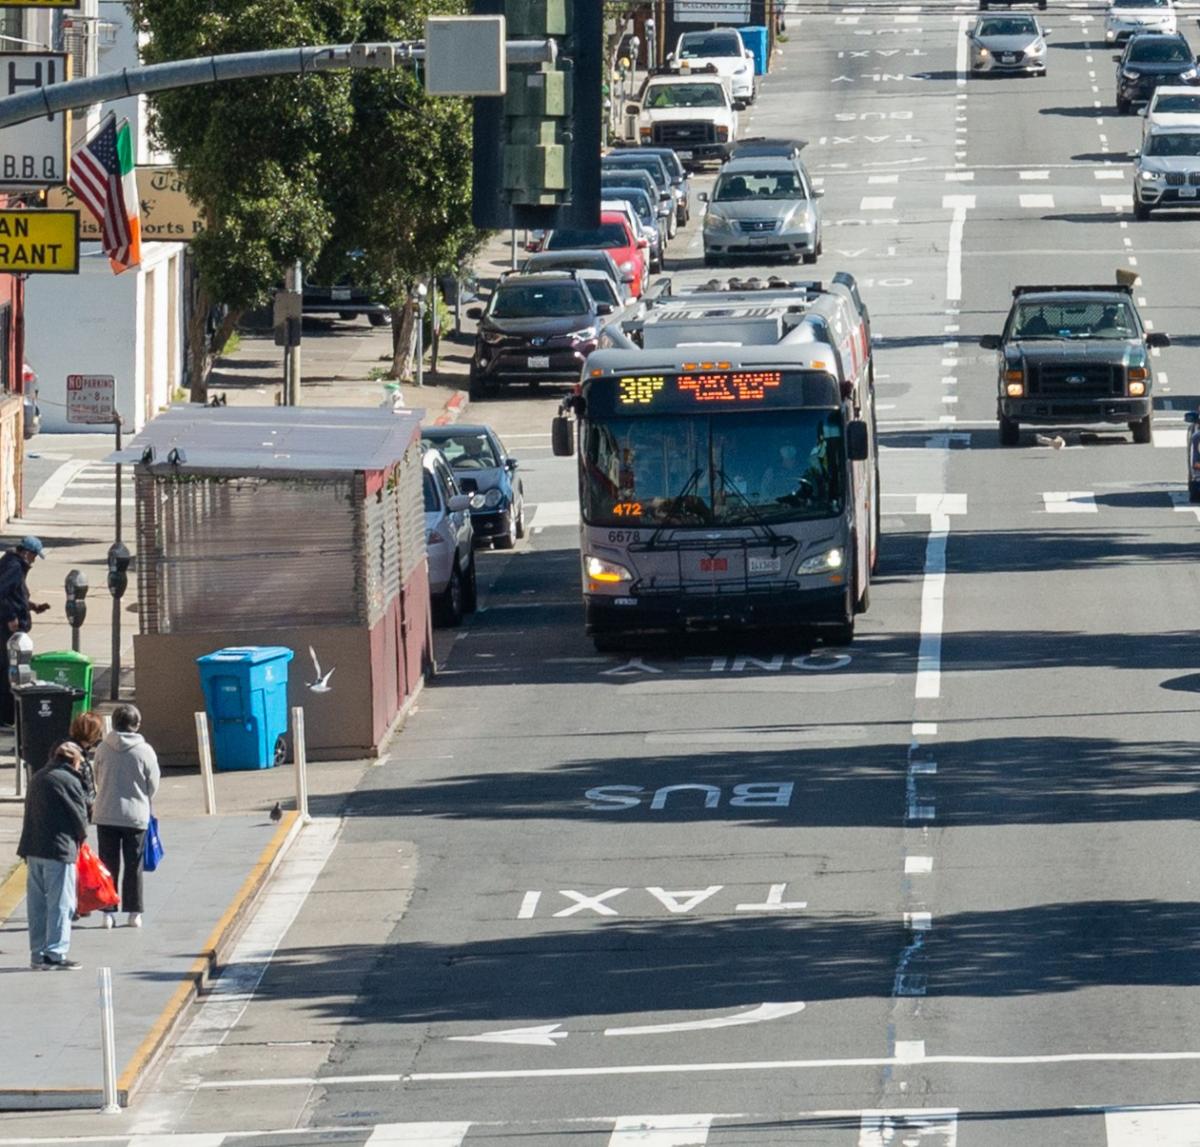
[13,4,1200,1144]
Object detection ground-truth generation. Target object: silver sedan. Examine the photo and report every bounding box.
[967,15,1050,74]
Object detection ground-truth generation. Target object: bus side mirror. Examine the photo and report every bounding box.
[551,416,575,457]
[847,420,869,462]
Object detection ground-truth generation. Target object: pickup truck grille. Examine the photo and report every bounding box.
[1029,361,1122,398]
[653,121,717,147]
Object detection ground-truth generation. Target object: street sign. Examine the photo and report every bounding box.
[66,374,115,424]
[0,1,77,6]
[0,52,70,188]
[48,165,204,242]
[0,209,78,273]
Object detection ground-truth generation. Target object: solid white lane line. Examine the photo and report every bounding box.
[1043,491,1097,514]
[943,198,973,302]
[609,1115,713,1145]
[956,15,969,83]
[365,1125,471,1147]
[27,459,91,511]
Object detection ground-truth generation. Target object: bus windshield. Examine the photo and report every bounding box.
[581,410,846,528]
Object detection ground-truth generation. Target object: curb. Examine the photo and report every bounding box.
[0,810,302,1110]
[433,389,470,426]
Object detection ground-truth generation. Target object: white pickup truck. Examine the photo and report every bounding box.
[626,69,739,166]
[670,27,757,106]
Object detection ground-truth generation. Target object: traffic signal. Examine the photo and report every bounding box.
[472,0,601,231]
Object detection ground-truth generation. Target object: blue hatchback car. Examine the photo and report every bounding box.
[421,424,526,549]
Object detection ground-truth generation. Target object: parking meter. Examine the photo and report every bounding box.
[107,543,131,600]
[7,630,32,688]
[65,569,88,652]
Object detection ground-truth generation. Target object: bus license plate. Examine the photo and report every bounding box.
[528,355,551,369]
[749,556,781,574]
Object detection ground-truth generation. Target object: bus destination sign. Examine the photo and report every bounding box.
[617,370,784,407]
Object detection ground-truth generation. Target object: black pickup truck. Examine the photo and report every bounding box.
[980,283,1169,446]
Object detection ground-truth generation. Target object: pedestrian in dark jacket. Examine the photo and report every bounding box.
[94,704,159,929]
[17,741,87,969]
[68,711,105,819]
[0,536,49,726]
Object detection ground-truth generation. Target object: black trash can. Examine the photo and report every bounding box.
[16,683,85,773]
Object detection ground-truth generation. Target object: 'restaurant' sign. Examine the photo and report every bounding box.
[0,209,79,273]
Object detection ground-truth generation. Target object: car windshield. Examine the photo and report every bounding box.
[525,253,607,275]
[714,170,805,201]
[678,32,742,58]
[547,225,628,251]
[427,433,498,469]
[978,18,1037,34]
[645,82,726,108]
[1147,131,1200,154]
[604,159,669,189]
[581,411,845,528]
[1012,300,1138,339]
[1154,93,1200,110]
[489,283,590,318]
[1129,38,1191,62]
[1114,0,1170,7]
[606,191,654,223]
[583,277,619,306]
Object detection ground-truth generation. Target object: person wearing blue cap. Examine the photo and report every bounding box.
[0,536,49,728]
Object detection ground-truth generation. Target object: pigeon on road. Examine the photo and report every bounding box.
[269,802,282,823]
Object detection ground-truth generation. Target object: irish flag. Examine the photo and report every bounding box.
[67,113,142,274]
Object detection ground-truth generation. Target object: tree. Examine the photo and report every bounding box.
[318,0,485,379]
[126,0,360,398]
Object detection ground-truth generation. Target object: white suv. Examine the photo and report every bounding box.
[671,28,756,106]
[423,446,477,626]
[1106,0,1176,43]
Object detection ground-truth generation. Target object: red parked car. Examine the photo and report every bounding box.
[544,211,649,297]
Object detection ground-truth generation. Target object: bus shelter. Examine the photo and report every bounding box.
[109,406,431,763]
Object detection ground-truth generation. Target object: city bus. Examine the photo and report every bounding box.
[551,275,878,650]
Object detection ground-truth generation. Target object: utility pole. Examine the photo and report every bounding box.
[284,260,302,405]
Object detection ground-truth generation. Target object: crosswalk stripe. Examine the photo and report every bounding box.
[1155,428,1188,448]
[1019,193,1054,209]
[859,1109,958,1146]
[1043,491,1097,513]
[1106,1105,1200,1145]
[364,1124,471,1147]
[530,500,580,528]
[860,196,895,210]
[609,1114,713,1145]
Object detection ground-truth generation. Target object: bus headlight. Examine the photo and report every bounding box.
[586,555,633,584]
[797,547,844,574]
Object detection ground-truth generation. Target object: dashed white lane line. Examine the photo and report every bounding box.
[869,174,899,184]
[1043,491,1097,513]
[860,196,896,210]
[1102,193,1133,209]
[1019,170,1050,180]
[1094,169,1125,179]
[915,510,950,701]
[944,171,973,181]
[906,856,934,874]
[956,13,969,83]
[610,1116,714,1146]
[365,1126,470,1147]
[912,722,938,736]
[943,196,973,302]
[904,912,933,932]
[1019,193,1055,209]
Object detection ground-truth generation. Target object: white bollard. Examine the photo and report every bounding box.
[98,966,120,1113]
[194,712,217,816]
[291,706,310,824]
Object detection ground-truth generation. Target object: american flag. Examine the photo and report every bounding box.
[68,113,140,272]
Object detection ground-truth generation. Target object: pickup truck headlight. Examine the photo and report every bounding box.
[586,555,632,583]
[797,548,844,575]
[1182,67,1199,80]
[716,125,729,141]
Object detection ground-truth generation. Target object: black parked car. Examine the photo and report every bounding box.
[1115,32,1199,113]
[421,424,526,548]
[467,271,616,397]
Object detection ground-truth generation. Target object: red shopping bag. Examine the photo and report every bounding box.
[76,842,118,915]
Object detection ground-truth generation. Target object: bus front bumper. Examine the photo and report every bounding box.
[586,584,847,636]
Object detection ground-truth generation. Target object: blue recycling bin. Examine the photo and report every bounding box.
[196,646,294,771]
[738,26,770,75]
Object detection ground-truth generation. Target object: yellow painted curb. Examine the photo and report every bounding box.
[116,810,300,1098]
[0,861,26,925]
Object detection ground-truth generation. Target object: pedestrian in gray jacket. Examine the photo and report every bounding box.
[93,705,160,929]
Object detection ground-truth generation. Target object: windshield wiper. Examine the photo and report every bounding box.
[648,466,707,545]
[714,467,788,546]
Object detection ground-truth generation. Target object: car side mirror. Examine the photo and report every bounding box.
[1147,331,1171,347]
[551,416,575,458]
[1113,55,1123,62]
[506,457,519,470]
[979,334,1002,350]
[467,306,483,320]
[597,302,616,315]
[1186,411,1198,425]
[666,52,675,63]
[1138,106,1147,115]
[1043,28,1052,36]
[814,188,825,198]
[637,237,649,249]
[448,494,472,513]
[847,420,869,462]
[698,190,709,202]
[625,102,640,115]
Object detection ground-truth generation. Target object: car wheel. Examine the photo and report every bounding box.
[1117,97,1131,114]
[999,415,1020,446]
[826,557,857,645]
[468,367,484,401]
[1189,481,1200,504]
[462,554,478,614]
[514,499,526,539]
[368,313,387,327]
[494,506,517,549]
[1131,415,1153,444]
[704,252,721,267]
[815,235,823,257]
[437,562,465,627]
[1134,199,1151,221]
[802,249,818,265]
[667,213,678,240]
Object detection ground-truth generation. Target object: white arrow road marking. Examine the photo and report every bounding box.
[605,1001,806,1037]
[447,1024,568,1047]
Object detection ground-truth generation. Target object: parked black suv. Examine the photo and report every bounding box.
[467,271,616,397]
[1115,32,1199,113]
[981,283,1169,445]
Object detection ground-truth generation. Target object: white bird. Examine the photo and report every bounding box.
[307,645,335,693]
[1035,434,1066,449]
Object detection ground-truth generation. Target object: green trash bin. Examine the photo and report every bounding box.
[29,651,93,720]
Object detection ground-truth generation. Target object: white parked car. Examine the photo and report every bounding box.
[670,28,756,106]
[1106,0,1176,43]
[422,446,477,626]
